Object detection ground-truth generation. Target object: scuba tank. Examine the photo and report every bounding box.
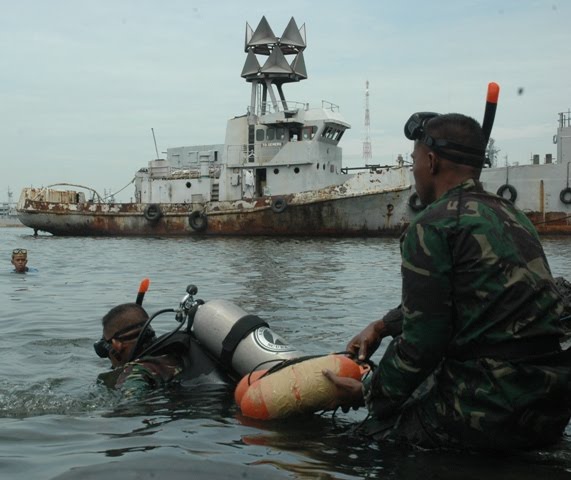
[192,299,304,379]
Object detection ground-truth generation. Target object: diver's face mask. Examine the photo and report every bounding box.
[94,321,155,359]
[404,112,485,168]
[404,112,440,142]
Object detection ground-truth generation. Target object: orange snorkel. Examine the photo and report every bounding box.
[482,82,500,144]
[135,278,150,305]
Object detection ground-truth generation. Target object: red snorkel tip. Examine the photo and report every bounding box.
[138,278,150,294]
[482,82,500,144]
[486,82,500,104]
[136,278,151,305]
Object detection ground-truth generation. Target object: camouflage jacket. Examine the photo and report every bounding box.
[114,354,183,398]
[366,179,571,448]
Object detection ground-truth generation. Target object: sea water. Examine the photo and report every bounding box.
[1,227,570,479]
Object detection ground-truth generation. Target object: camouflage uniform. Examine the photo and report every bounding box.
[364,179,571,450]
[100,354,183,398]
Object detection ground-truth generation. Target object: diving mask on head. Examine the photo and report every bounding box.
[404,111,486,167]
[404,112,441,141]
[93,321,156,359]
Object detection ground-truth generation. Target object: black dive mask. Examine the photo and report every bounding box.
[94,321,156,358]
[404,112,485,167]
[404,111,440,141]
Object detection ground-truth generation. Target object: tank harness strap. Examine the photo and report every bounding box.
[220,314,268,369]
[447,336,562,362]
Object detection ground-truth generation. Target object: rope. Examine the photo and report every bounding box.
[102,178,136,201]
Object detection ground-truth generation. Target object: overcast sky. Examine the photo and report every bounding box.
[1,0,569,202]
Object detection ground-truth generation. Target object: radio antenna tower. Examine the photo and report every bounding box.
[362,80,372,162]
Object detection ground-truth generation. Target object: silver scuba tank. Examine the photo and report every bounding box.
[192,299,303,378]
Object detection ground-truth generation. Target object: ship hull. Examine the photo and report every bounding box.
[480,162,571,235]
[17,186,413,237]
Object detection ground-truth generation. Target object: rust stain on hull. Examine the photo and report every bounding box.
[18,191,410,237]
[528,211,571,235]
[18,198,571,237]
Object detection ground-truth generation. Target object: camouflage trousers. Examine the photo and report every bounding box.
[360,360,571,451]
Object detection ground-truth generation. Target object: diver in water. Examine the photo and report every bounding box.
[94,279,312,404]
[94,303,185,397]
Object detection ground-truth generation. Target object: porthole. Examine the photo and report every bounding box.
[185,181,192,188]
[273,168,279,175]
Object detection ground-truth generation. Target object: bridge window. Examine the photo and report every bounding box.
[302,126,317,140]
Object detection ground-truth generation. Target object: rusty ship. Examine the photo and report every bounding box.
[16,17,413,237]
[478,109,571,234]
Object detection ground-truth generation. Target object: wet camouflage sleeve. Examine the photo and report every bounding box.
[365,179,570,447]
[115,354,183,398]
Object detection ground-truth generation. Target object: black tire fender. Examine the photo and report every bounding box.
[496,184,517,203]
[407,192,425,212]
[143,203,162,222]
[560,187,571,205]
[271,196,287,214]
[188,211,208,232]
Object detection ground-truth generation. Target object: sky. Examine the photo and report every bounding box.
[1,0,569,202]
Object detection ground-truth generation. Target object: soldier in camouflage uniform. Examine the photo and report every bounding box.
[324,113,571,450]
[95,303,183,398]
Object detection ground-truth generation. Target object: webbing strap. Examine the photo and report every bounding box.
[220,315,268,368]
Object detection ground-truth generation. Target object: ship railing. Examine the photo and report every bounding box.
[25,182,134,204]
[25,183,104,203]
[340,163,408,174]
[248,100,341,116]
[250,100,309,116]
[321,100,340,112]
[559,110,571,129]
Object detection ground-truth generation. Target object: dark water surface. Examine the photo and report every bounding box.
[1,228,571,479]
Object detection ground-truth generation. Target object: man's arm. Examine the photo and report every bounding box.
[366,222,454,419]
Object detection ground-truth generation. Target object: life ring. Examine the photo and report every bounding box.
[188,211,208,232]
[143,203,162,222]
[560,187,571,205]
[408,192,425,212]
[271,196,287,213]
[496,184,517,203]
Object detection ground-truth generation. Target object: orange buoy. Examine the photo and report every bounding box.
[234,369,267,406]
[237,354,363,420]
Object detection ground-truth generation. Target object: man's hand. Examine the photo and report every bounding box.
[346,308,403,360]
[346,319,384,361]
[322,369,364,412]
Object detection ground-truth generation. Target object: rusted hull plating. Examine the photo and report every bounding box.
[527,212,571,235]
[17,189,414,237]
[18,189,571,237]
